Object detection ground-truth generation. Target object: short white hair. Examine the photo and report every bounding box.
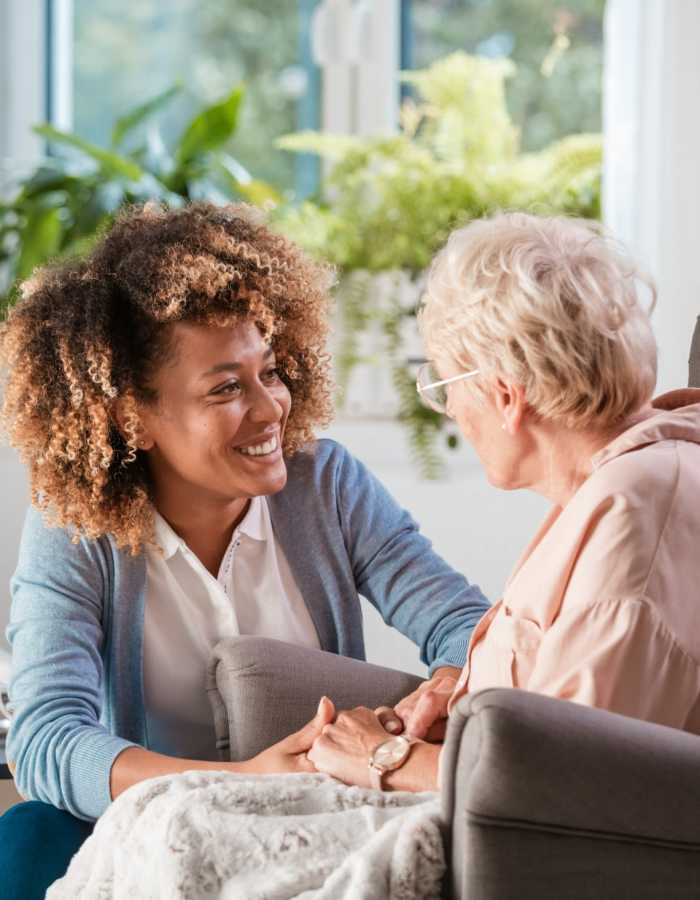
[419,212,657,429]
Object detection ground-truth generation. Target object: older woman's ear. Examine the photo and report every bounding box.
[493,379,527,436]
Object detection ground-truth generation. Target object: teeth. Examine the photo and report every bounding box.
[238,436,278,457]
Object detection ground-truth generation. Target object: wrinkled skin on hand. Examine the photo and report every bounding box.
[307,705,389,789]
[374,667,460,741]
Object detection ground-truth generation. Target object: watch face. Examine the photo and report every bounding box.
[373,736,410,769]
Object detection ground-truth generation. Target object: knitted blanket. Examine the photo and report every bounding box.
[47,771,444,899]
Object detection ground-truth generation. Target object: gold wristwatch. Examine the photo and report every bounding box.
[368,735,416,790]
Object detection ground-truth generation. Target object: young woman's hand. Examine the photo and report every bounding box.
[242,697,336,775]
[110,701,335,800]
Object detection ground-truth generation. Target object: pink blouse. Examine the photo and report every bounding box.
[449,389,700,734]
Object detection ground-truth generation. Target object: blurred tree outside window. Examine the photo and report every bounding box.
[71,0,321,195]
[404,0,604,152]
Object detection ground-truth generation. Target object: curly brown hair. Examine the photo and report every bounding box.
[0,202,334,552]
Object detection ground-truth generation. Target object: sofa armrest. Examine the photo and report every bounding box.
[207,636,424,762]
[440,688,700,899]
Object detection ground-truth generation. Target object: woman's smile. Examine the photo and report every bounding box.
[232,430,283,461]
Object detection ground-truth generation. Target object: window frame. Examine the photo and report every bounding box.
[0,0,49,166]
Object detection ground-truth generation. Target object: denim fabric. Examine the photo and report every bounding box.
[7,439,490,820]
[0,801,92,899]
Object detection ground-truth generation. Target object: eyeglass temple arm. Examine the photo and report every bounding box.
[418,370,480,391]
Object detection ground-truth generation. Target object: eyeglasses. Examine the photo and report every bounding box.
[416,362,480,414]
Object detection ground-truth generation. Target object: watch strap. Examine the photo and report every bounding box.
[368,763,385,791]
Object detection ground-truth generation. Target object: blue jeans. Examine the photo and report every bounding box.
[0,801,93,899]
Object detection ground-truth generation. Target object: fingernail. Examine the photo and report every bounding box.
[386,720,401,733]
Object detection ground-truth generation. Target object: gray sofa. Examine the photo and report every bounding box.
[207,321,700,897]
[209,636,700,899]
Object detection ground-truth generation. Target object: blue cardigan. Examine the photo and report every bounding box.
[7,439,490,821]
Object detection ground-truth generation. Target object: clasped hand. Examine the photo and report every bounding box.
[245,667,458,788]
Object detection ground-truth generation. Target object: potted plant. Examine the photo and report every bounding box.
[0,84,279,312]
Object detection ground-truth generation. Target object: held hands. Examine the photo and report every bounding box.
[246,697,387,788]
[307,705,391,789]
[243,666,461,785]
[374,666,460,741]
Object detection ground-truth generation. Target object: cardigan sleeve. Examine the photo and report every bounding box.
[6,507,137,821]
[334,444,491,673]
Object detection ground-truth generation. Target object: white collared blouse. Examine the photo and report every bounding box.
[142,496,320,759]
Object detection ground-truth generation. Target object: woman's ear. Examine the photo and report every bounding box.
[112,395,154,451]
[493,378,527,435]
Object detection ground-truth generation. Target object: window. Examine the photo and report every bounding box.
[404,0,605,151]
[58,1,605,195]
[70,0,321,194]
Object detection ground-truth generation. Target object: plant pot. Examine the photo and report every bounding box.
[333,268,426,418]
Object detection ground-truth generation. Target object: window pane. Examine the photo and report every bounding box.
[72,0,320,192]
[406,0,605,151]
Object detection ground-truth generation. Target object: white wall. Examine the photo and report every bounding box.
[604,0,700,393]
[0,0,45,162]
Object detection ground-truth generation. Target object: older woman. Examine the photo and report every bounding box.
[0,202,489,898]
[308,212,700,792]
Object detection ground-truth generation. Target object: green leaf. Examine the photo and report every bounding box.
[277,131,364,160]
[14,164,77,201]
[176,86,244,167]
[236,179,283,207]
[58,228,105,262]
[15,204,63,281]
[110,84,182,148]
[216,156,283,206]
[33,124,143,180]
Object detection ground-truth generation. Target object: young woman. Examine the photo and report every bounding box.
[0,202,489,898]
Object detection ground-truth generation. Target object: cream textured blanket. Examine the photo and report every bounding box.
[47,771,444,899]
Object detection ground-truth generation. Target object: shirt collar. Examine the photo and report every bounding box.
[237,496,267,542]
[152,496,268,559]
[591,389,700,470]
[152,511,181,560]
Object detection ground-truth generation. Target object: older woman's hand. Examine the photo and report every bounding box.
[307,707,390,789]
[375,666,459,741]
